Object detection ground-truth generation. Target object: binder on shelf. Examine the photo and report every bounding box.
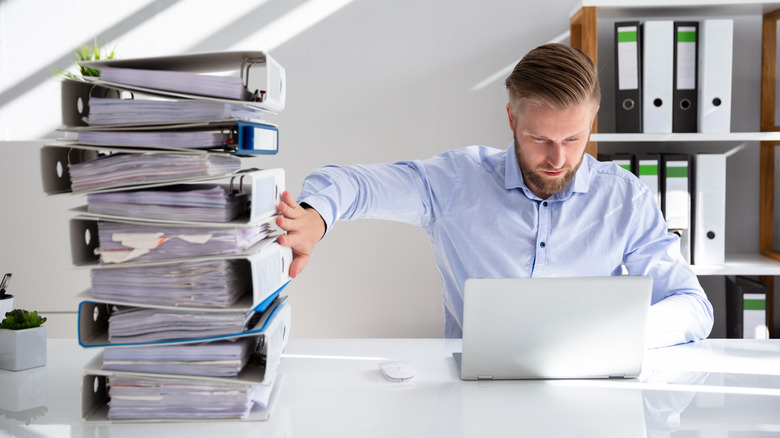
[642,20,674,133]
[70,120,280,155]
[726,276,769,339]
[598,153,637,175]
[661,154,693,263]
[693,154,726,266]
[614,22,642,133]
[77,291,290,348]
[81,242,292,311]
[672,22,699,133]
[698,19,733,133]
[78,168,285,226]
[638,153,662,209]
[80,51,286,112]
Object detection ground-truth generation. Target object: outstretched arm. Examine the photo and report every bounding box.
[276,191,326,278]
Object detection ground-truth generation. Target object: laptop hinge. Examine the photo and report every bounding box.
[477,376,494,381]
[609,374,626,379]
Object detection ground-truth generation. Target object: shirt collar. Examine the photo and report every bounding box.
[504,141,591,202]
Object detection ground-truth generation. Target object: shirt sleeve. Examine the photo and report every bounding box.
[623,187,714,349]
[296,153,458,235]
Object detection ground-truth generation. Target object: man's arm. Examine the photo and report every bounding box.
[276,191,326,278]
[624,187,714,348]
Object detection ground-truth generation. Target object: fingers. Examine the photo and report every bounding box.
[276,211,305,233]
[275,191,322,279]
[277,191,301,218]
[288,255,309,278]
[277,233,309,278]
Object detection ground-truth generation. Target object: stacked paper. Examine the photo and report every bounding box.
[98,66,252,101]
[91,259,251,308]
[87,97,262,126]
[107,307,252,343]
[101,339,253,377]
[87,185,250,223]
[78,130,231,149]
[68,153,241,193]
[95,221,272,264]
[106,376,271,420]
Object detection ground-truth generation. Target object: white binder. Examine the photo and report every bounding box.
[638,155,662,209]
[642,21,674,133]
[694,154,726,266]
[698,19,733,133]
[662,155,692,263]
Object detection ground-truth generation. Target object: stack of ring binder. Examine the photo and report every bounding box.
[43,51,293,423]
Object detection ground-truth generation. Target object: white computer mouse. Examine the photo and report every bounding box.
[379,361,415,382]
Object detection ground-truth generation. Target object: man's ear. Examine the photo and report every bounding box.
[506,103,515,131]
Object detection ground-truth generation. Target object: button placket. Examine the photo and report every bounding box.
[533,200,551,276]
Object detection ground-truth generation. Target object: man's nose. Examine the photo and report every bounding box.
[547,143,566,169]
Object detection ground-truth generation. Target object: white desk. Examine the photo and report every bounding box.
[1,338,779,437]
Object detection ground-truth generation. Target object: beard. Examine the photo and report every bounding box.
[513,132,583,198]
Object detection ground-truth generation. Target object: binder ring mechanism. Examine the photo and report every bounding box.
[241,57,267,102]
[228,168,260,196]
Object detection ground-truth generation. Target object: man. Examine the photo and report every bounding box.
[276,43,713,348]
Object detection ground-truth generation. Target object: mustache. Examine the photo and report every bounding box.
[536,165,572,172]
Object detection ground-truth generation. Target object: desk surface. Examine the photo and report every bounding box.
[1,338,779,437]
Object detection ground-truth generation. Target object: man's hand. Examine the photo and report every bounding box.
[276,191,326,278]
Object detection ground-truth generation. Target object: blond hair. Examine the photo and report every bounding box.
[505,43,600,115]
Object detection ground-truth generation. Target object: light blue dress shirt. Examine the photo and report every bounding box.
[298,143,714,348]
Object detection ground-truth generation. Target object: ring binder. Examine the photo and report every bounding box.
[80,51,286,112]
[51,50,291,425]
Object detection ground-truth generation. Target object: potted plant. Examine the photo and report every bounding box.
[0,309,47,371]
[57,39,119,126]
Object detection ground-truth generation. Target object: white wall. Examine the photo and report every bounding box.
[0,0,582,338]
[4,0,772,339]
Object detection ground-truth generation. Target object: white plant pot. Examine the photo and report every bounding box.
[0,327,46,371]
[0,295,13,317]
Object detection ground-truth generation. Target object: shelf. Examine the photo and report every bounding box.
[571,2,780,336]
[691,253,780,275]
[573,0,780,16]
[591,132,780,142]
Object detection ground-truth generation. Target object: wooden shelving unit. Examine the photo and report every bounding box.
[570,1,780,336]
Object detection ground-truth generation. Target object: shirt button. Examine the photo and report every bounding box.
[540,242,546,248]
[542,201,548,207]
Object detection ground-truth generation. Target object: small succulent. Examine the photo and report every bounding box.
[0,309,47,330]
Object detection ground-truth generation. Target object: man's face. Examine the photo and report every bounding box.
[508,101,596,199]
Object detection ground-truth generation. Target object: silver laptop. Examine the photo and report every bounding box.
[453,276,652,380]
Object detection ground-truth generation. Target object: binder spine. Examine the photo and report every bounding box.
[638,154,661,210]
[698,19,733,133]
[693,154,726,266]
[642,20,674,134]
[661,154,693,263]
[234,121,279,155]
[673,22,699,133]
[614,22,643,133]
[249,243,293,306]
